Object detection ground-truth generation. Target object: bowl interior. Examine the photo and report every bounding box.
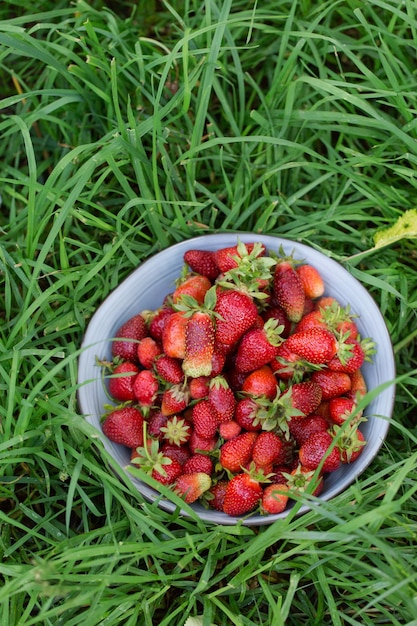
[77,234,396,525]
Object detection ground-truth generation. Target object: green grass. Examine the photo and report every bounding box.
[1,0,417,623]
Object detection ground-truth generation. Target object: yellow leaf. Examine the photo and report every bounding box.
[373,209,417,248]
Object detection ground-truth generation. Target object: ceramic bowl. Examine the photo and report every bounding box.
[77,234,396,525]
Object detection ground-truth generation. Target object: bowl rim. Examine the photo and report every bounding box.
[77,233,397,525]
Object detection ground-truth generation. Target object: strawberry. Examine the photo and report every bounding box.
[283,327,338,365]
[252,431,285,468]
[192,399,219,439]
[112,314,148,362]
[161,311,188,359]
[102,406,145,448]
[214,241,266,273]
[235,397,263,432]
[235,318,284,373]
[311,370,352,401]
[289,414,329,447]
[173,273,212,306]
[149,306,174,342]
[270,342,321,383]
[214,288,259,352]
[137,336,162,369]
[175,472,212,503]
[261,483,289,514]
[161,383,190,416]
[294,309,326,333]
[262,305,292,338]
[207,376,236,422]
[161,442,191,465]
[348,368,367,399]
[299,431,341,473]
[222,472,263,516]
[333,424,366,463]
[241,365,278,400]
[183,453,214,476]
[189,430,218,455]
[132,369,159,407]
[183,249,220,280]
[273,261,305,323]
[296,264,325,299]
[328,337,373,374]
[284,381,323,416]
[207,479,228,511]
[219,431,258,473]
[286,464,324,496]
[219,420,242,440]
[329,396,362,426]
[147,410,169,439]
[188,375,211,399]
[154,354,184,384]
[160,415,192,446]
[183,311,215,378]
[108,361,139,402]
[152,458,184,485]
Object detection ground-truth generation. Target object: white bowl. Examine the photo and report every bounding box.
[77,234,396,525]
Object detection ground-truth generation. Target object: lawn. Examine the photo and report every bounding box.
[1,0,417,624]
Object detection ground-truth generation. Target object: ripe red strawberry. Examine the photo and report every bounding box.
[160,415,192,446]
[214,241,266,273]
[261,483,289,514]
[189,430,218,455]
[132,369,159,406]
[175,472,212,503]
[102,406,145,448]
[207,479,228,511]
[172,273,212,306]
[183,249,220,280]
[235,397,263,431]
[207,376,236,422]
[328,338,368,374]
[294,309,327,333]
[311,370,352,400]
[219,431,258,473]
[183,311,215,378]
[296,264,325,299]
[161,383,190,416]
[299,431,341,472]
[188,375,211,399]
[288,414,329,447]
[284,380,323,416]
[161,442,191,465]
[222,472,263,516]
[329,396,362,425]
[252,431,285,468]
[214,288,259,352]
[147,410,169,439]
[262,306,292,338]
[333,424,366,463]
[219,420,242,440]
[235,318,284,373]
[154,354,184,384]
[273,262,305,323]
[192,399,219,439]
[149,306,174,342]
[137,336,162,369]
[348,368,367,399]
[112,314,148,362]
[162,311,188,359]
[241,365,278,400]
[270,342,319,383]
[283,327,338,365]
[152,458,184,485]
[183,453,214,475]
[108,361,139,402]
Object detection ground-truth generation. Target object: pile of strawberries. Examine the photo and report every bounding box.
[99,241,373,517]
